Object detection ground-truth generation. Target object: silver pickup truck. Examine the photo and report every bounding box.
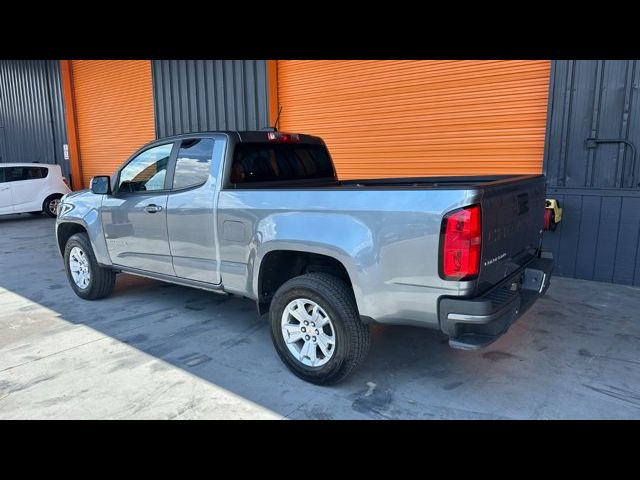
[56,131,553,384]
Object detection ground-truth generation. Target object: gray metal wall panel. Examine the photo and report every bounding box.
[592,196,622,283]
[565,61,597,188]
[573,195,601,280]
[614,197,640,284]
[543,60,640,286]
[0,60,68,176]
[543,188,640,286]
[152,60,269,138]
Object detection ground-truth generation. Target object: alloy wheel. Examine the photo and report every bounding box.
[281,298,336,367]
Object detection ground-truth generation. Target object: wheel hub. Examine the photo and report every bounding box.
[69,246,91,289]
[281,298,336,367]
[49,198,60,215]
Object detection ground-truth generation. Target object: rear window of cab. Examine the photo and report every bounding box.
[230,143,335,185]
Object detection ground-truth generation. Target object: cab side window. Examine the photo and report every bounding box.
[172,138,215,190]
[118,144,173,193]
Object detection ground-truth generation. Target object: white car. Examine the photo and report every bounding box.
[0,163,72,217]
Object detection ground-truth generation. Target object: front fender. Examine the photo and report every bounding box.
[56,192,111,266]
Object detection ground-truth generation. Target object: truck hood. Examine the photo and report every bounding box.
[63,188,91,200]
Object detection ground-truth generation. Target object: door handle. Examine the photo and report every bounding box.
[0,187,9,191]
[144,204,163,213]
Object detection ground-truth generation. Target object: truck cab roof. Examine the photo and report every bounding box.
[152,131,325,145]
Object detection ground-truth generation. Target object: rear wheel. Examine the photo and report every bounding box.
[43,195,63,218]
[64,233,115,300]
[269,272,371,385]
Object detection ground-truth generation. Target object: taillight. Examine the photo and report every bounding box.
[440,205,481,280]
[62,176,70,187]
[267,132,299,142]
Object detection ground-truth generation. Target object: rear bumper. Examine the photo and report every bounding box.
[438,257,553,350]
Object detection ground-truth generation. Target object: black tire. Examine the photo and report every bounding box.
[269,272,371,385]
[63,233,115,300]
[43,194,63,218]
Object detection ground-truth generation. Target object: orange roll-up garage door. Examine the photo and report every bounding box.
[276,61,551,179]
[71,60,155,187]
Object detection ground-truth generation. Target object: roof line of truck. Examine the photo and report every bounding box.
[149,131,324,144]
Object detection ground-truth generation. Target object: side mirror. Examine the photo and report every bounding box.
[90,176,111,195]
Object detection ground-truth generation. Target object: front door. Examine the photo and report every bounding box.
[0,167,13,214]
[101,143,175,275]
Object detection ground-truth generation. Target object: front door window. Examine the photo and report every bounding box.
[118,144,172,193]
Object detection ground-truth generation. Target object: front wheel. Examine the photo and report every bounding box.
[269,272,371,385]
[64,233,115,300]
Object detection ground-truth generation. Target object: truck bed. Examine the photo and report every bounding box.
[342,174,540,189]
[219,173,546,312]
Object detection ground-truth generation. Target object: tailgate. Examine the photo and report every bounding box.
[476,175,546,293]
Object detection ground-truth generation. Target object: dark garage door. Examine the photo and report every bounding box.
[543,60,640,286]
[0,60,69,176]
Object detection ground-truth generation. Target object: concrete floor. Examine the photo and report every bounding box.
[1,214,639,419]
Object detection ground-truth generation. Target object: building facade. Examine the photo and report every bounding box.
[1,60,639,286]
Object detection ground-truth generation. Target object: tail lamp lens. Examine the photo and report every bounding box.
[441,205,481,280]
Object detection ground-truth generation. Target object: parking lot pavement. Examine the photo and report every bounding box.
[1,214,640,419]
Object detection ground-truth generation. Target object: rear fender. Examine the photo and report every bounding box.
[251,212,374,311]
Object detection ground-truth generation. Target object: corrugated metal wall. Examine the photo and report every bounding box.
[276,60,551,179]
[543,60,640,286]
[0,60,68,175]
[71,60,156,187]
[152,60,269,137]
